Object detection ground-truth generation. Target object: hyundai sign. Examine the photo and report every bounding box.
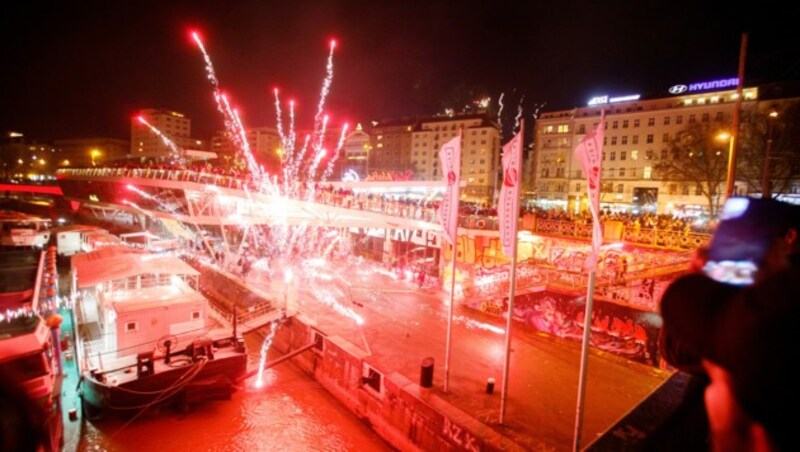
[668,77,738,95]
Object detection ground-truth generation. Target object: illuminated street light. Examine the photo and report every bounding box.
[90,149,102,166]
[763,110,779,199]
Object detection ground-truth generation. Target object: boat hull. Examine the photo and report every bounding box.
[79,352,247,419]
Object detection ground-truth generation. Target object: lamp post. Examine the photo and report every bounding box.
[762,110,779,199]
[90,149,101,167]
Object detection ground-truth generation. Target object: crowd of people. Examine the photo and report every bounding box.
[655,197,800,451]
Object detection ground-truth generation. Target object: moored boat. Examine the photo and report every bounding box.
[70,246,247,419]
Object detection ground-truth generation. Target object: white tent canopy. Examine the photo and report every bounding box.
[72,246,199,289]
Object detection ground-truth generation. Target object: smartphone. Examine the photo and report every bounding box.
[703,197,787,286]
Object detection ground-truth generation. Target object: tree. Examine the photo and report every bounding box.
[655,120,730,216]
[737,101,800,197]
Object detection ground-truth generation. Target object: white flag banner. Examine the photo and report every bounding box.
[438,135,462,245]
[573,114,605,270]
[498,130,523,257]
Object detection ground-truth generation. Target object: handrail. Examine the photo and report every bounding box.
[57,167,712,251]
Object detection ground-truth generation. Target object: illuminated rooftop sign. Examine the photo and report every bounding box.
[587,94,641,106]
[668,77,738,95]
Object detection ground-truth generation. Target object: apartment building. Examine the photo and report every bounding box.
[533,78,760,215]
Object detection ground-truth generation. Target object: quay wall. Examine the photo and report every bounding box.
[271,315,522,452]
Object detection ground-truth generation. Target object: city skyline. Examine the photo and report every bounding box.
[1,1,797,141]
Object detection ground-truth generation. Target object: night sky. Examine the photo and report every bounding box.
[1,1,798,141]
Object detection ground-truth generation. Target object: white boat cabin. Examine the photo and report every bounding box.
[72,247,207,363]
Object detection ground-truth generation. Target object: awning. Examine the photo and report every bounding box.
[72,246,199,289]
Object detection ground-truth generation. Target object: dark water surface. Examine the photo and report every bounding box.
[78,333,392,452]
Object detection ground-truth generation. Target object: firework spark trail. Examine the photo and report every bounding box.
[273,88,287,153]
[288,100,297,157]
[191,31,220,88]
[126,184,179,214]
[254,320,280,388]
[514,95,525,133]
[321,123,349,181]
[294,40,336,183]
[191,32,262,181]
[284,133,310,194]
[306,115,331,185]
[312,41,336,147]
[497,92,505,139]
[136,116,183,162]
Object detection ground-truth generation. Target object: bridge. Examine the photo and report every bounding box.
[54,167,710,252]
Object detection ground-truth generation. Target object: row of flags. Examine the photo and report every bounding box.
[437,113,606,265]
[436,114,606,445]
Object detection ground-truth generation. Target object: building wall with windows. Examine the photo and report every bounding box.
[411,115,500,201]
[367,119,415,178]
[131,109,204,159]
[533,86,759,214]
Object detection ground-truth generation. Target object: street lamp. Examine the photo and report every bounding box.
[90,149,101,167]
[762,110,779,199]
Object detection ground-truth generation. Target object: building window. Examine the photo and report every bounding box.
[621,136,628,145]
[622,120,629,128]
[646,134,654,144]
[716,112,724,121]
[191,311,201,320]
[668,184,677,195]
[608,168,615,177]
[662,133,669,143]
[702,113,710,122]
[362,364,383,395]
[682,185,690,195]
[619,167,626,177]
[676,115,683,125]
[578,124,586,134]
[612,121,619,129]
[542,169,549,177]
[634,119,640,127]
[672,149,680,160]
[648,117,655,126]
[620,150,627,160]
[602,152,606,161]
[664,116,671,126]
[617,184,624,194]
[689,114,696,123]
[646,150,655,160]
[631,150,639,160]
[644,166,652,179]
[632,135,639,145]
[603,137,607,146]
[611,136,618,145]
[557,125,570,133]
[576,182,581,193]
[610,151,616,161]
[125,321,139,332]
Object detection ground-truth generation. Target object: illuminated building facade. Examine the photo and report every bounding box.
[130,109,205,159]
[533,79,760,215]
[411,115,500,201]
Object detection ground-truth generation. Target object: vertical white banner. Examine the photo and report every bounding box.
[573,115,605,270]
[438,135,462,245]
[498,130,523,257]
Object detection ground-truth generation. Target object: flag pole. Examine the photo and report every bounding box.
[572,270,596,451]
[443,128,463,393]
[572,111,605,452]
[499,119,524,425]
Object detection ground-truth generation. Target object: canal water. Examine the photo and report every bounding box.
[76,332,391,451]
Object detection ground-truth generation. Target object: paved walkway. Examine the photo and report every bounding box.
[247,263,669,451]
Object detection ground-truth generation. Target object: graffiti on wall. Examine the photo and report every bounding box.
[474,291,660,365]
